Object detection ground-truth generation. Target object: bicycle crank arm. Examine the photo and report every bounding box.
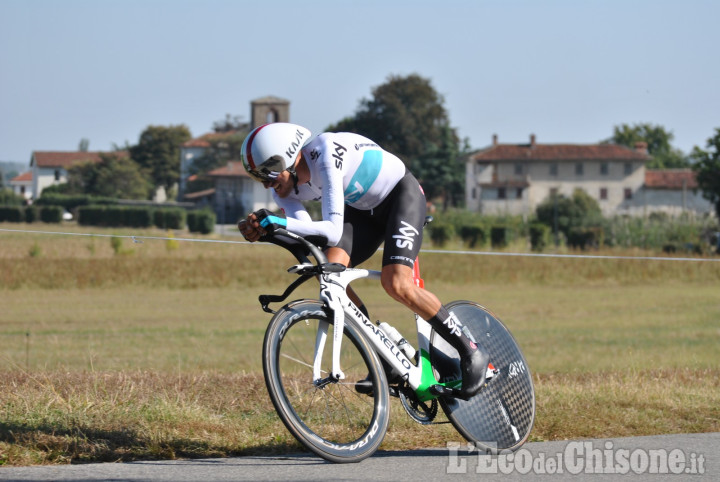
[429,365,499,400]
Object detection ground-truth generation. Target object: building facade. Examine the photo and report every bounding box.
[464,135,713,217]
[29,151,106,199]
[9,171,33,200]
[179,96,291,220]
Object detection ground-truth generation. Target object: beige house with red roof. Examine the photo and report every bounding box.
[465,134,712,217]
[30,151,106,199]
[9,171,33,200]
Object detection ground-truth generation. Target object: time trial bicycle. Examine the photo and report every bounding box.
[257,222,535,463]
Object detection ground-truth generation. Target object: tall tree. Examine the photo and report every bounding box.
[690,128,720,219]
[605,123,688,168]
[65,153,152,199]
[129,125,192,190]
[327,73,465,207]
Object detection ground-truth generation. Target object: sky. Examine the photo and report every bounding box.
[1,0,718,165]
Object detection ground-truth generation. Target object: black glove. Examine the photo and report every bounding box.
[254,209,287,235]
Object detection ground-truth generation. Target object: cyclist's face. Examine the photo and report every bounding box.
[262,170,293,198]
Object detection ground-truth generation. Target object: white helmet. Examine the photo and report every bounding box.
[241,123,312,182]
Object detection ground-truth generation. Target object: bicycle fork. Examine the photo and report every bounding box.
[314,274,349,384]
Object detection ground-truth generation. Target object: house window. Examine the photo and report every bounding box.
[514,163,523,175]
[516,188,523,199]
[54,170,61,181]
[600,163,609,175]
[599,187,608,200]
[575,163,584,176]
[20,186,25,194]
[550,187,559,198]
[549,163,558,176]
[624,188,633,200]
[624,163,633,175]
[472,187,477,199]
[498,187,507,199]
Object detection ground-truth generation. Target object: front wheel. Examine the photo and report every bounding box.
[262,300,390,463]
[429,300,535,453]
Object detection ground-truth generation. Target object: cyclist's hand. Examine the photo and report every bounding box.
[238,214,263,242]
[253,209,287,236]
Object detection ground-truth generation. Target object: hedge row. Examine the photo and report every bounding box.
[76,205,215,233]
[0,205,64,223]
[35,193,118,211]
[426,211,718,253]
[428,218,549,250]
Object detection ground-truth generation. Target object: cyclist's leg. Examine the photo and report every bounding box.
[331,206,385,319]
[379,174,489,399]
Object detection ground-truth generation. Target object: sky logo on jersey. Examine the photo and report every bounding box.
[344,150,382,203]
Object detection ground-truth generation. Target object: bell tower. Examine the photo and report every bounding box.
[251,96,290,129]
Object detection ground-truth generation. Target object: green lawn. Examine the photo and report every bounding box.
[1,225,719,465]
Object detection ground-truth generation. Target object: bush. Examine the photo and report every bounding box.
[124,207,153,228]
[567,227,603,250]
[0,205,24,222]
[0,189,25,206]
[428,222,455,247]
[154,208,187,230]
[490,225,516,248]
[76,205,155,228]
[187,210,215,234]
[39,205,64,223]
[529,223,551,251]
[459,223,488,248]
[77,206,106,226]
[36,193,116,211]
[24,206,39,223]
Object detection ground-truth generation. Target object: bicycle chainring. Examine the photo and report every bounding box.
[399,388,438,425]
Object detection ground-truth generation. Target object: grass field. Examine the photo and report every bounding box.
[1,223,719,465]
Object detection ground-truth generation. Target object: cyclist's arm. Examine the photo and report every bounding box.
[277,161,345,246]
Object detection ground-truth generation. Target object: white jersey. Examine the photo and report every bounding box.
[274,132,406,246]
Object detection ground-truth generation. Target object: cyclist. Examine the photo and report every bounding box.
[238,122,488,399]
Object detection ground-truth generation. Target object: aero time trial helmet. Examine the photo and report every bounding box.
[240,123,312,183]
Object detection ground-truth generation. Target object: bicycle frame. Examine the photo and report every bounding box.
[315,267,456,402]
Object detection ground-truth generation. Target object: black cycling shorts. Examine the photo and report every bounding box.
[336,171,427,268]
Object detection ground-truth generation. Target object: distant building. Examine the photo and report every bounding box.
[179,96,291,221]
[634,169,713,217]
[464,135,712,217]
[29,151,106,199]
[9,171,33,200]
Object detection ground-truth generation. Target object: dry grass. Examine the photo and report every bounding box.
[1,224,719,465]
[1,369,717,466]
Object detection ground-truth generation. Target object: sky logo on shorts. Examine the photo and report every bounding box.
[344,150,382,203]
[393,221,419,250]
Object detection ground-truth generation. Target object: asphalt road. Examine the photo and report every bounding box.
[1,433,715,481]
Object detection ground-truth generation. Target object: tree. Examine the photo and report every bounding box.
[326,73,466,207]
[536,188,603,240]
[212,113,249,133]
[188,115,250,178]
[129,125,192,190]
[690,128,720,219]
[0,188,25,205]
[605,123,688,168]
[65,153,152,199]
